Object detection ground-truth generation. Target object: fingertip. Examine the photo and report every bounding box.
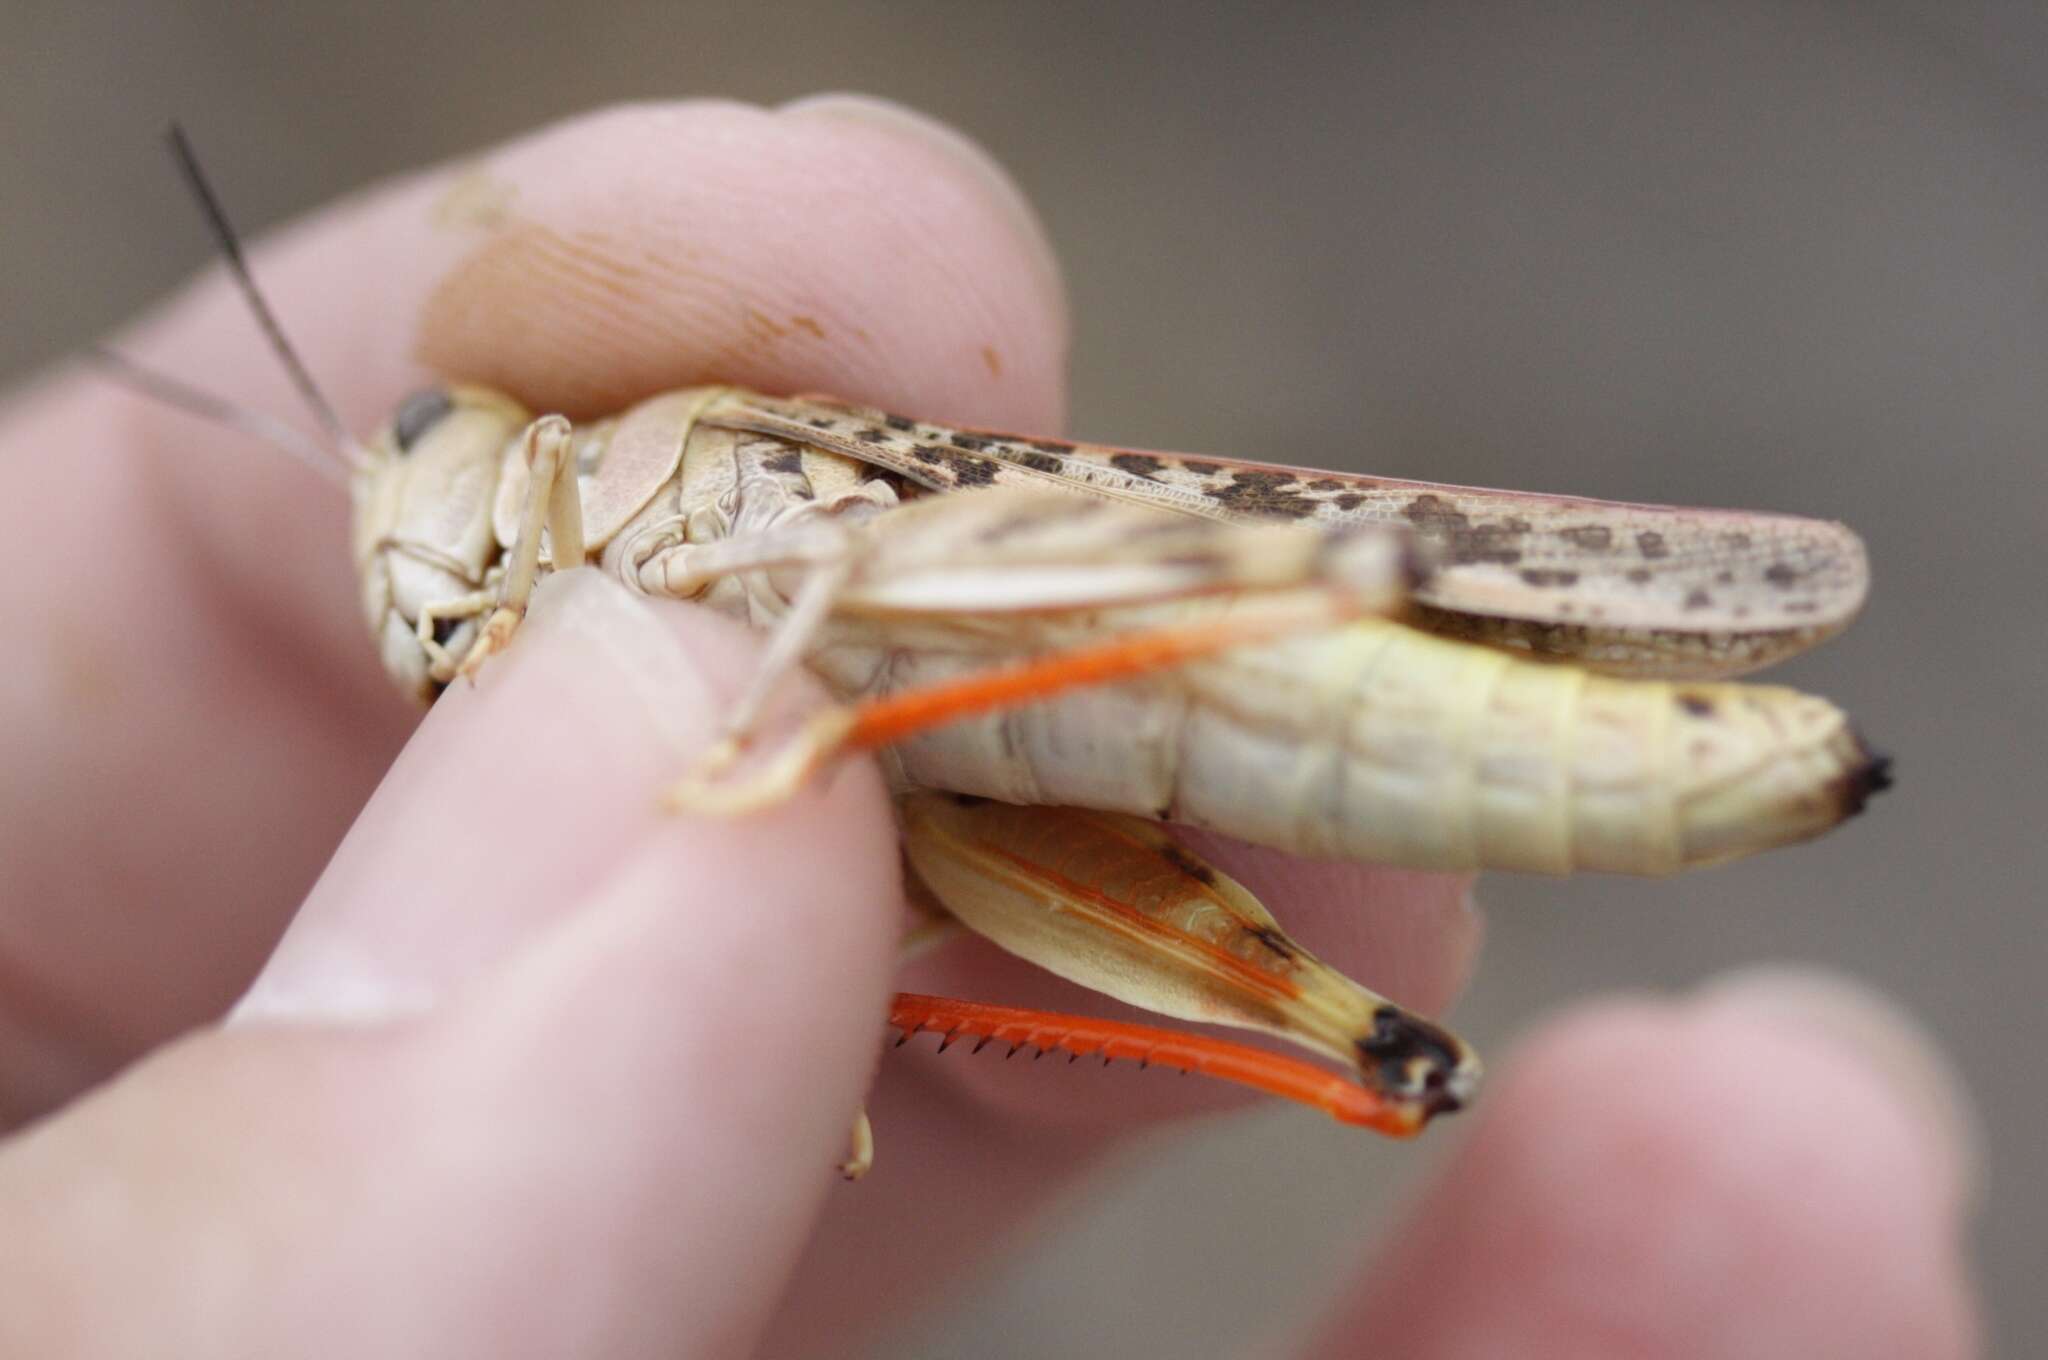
[1691,965,1980,1214]
[778,91,1068,340]
[1293,981,1982,1359]
[393,805,899,1354]
[0,786,900,1357]
[1498,975,1978,1242]
[388,619,901,1350]
[409,98,1071,430]
[183,570,899,1353]
[240,570,898,1028]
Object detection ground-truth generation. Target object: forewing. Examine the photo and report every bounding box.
[706,392,1868,679]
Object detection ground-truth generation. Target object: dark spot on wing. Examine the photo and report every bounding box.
[1031,438,1074,454]
[1244,924,1295,961]
[1014,450,1063,474]
[1677,692,1716,717]
[951,434,993,452]
[1207,470,1319,519]
[763,449,806,476]
[1306,477,1345,492]
[1518,568,1580,587]
[1403,493,1469,531]
[1722,531,1753,549]
[806,416,834,429]
[883,413,917,431]
[1684,588,1713,610]
[854,426,890,441]
[913,444,947,467]
[1559,525,1613,551]
[944,450,1001,487]
[1458,525,1525,565]
[1159,842,1220,887]
[392,387,454,452]
[1405,495,1532,565]
[1764,562,1800,588]
[1180,459,1222,476]
[1111,453,1167,480]
[1637,531,1670,560]
[1334,493,1365,511]
[1626,568,1653,584]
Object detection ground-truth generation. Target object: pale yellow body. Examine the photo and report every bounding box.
[828,615,1866,875]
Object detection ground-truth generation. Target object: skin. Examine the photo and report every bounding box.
[0,98,1979,1356]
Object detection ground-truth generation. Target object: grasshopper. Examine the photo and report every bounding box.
[104,128,1887,1175]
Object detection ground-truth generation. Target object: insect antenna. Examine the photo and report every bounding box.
[89,124,364,485]
[86,345,349,487]
[162,122,359,466]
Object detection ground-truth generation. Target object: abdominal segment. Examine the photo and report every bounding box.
[817,615,1882,876]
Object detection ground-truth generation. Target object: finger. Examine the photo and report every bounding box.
[1290,972,1980,1359]
[0,96,1067,1116]
[240,568,901,1024]
[413,94,1069,426]
[0,570,901,1357]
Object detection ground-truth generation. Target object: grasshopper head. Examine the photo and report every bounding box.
[352,384,532,702]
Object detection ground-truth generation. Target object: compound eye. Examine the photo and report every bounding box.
[392,387,456,453]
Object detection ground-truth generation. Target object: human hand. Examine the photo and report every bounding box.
[0,99,1978,1356]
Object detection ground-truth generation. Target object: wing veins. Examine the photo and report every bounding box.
[705,393,1868,675]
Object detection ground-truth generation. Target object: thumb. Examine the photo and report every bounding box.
[0,572,901,1357]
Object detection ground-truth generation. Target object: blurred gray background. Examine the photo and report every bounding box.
[7,2,2041,1353]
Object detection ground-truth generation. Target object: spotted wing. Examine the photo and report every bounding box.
[704,392,1868,679]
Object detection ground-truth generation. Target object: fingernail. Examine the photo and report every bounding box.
[779,93,1067,326]
[1696,967,1981,1212]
